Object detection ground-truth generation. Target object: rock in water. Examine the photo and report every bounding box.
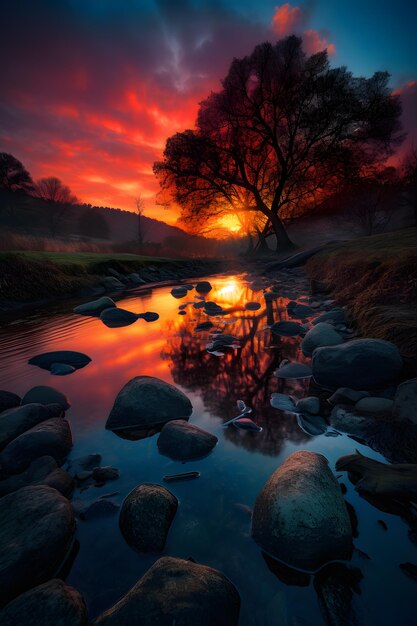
[157,420,218,460]
[270,321,305,337]
[28,351,91,372]
[101,276,124,291]
[327,388,370,406]
[296,396,320,415]
[354,397,393,415]
[312,308,347,326]
[0,579,88,626]
[73,297,116,316]
[50,363,76,376]
[0,486,75,606]
[171,286,188,299]
[93,556,240,626]
[245,302,261,311]
[0,456,74,498]
[119,484,178,552]
[274,361,312,379]
[0,418,72,474]
[0,391,21,413]
[392,377,417,425]
[22,386,71,410]
[138,311,159,322]
[336,452,417,498]
[195,281,212,294]
[251,450,352,571]
[301,323,344,356]
[100,308,139,328]
[106,376,192,432]
[312,339,402,390]
[0,403,52,450]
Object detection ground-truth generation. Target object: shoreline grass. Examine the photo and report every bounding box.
[306,228,417,361]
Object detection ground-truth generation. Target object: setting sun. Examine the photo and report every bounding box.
[218,214,242,233]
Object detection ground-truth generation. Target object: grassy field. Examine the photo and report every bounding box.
[306,228,417,360]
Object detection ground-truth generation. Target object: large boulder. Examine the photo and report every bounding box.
[0,579,88,626]
[301,322,344,356]
[312,339,403,390]
[0,403,52,450]
[251,450,352,571]
[93,556,240,626]
[73,296,116,316]
[106,376,193,432]
[157,420,218,460]
[22,386,70,410]
[312,309,347,326]
[0,418,72,474]
[0,456,74,497]
[28,351,91,372]
[119,484,178,552]
[0,486,75,606]
[392,377,417,425]
[0,391,21,413]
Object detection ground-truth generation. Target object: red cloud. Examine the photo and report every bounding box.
[271,3,304,37]
[303,29,336,56]
[272,4,336,56]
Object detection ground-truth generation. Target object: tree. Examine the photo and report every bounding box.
[154,36,403,253]
[0,153,34,219]
[35,177,78,235]
[135,194,146,249]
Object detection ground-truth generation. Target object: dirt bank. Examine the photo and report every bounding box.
[306,229,417,362]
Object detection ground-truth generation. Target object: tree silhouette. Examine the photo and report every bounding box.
[135,194,146,250]
[0,153,33,219]
[154,36,403,253]
[35,176,78,235]
[0,153,33,193]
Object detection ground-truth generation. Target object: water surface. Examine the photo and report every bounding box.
[0,274,415,625]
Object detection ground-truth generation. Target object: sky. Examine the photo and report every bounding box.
[1,0,416,224]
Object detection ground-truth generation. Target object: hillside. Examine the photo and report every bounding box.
[0,190,205,246]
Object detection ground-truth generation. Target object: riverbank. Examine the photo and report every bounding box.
[305,229,417,362]
[0,251,226,315]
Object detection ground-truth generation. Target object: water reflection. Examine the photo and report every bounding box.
[162,277,311,455]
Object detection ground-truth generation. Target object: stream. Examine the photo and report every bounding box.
[0,272,415,625]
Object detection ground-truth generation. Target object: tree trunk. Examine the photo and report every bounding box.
[269,212,295,253]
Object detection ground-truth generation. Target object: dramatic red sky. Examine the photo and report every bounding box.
[1,1,415,224]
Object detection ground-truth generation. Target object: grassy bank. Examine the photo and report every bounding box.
[0,251,220,305]
[306,228,417,360]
